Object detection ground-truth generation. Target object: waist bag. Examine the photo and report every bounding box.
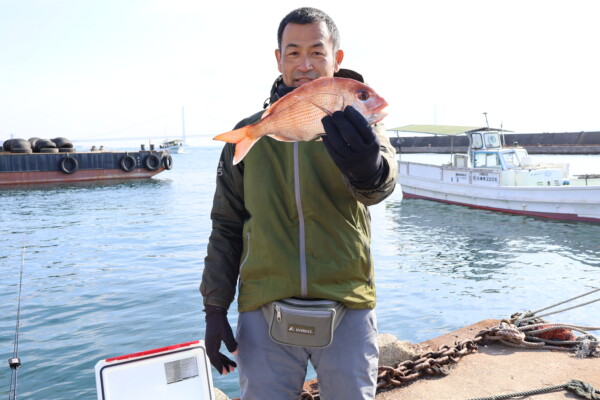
[261,298,347,348]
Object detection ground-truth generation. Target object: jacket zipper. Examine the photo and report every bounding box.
[358,224,374,288]
[275,304,332,319]
[238,231,251,289]
[293,142,308,297]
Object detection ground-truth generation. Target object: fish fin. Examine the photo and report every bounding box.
[213,126,259,164]
[213,126,250,144]
[302,92,345,116]
[306,100,333,117]
[268,134,295,142]
[232,136,260,165]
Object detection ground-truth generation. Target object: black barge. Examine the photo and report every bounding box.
[1,137,173,186]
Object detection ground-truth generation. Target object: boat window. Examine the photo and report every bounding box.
[501,151,521,168]
[471,133,483,149]
[474,152,501,168]
[484,133,500,148]
[514,149,528,161]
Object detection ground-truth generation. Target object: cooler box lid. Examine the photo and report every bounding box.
[95,340,214,400]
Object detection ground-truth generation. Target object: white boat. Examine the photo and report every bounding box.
[159,138,185,154]
[395,125,600,223]
[158,107,187,154]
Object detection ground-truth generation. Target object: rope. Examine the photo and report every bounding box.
[525,297,600,321]
[467,379,600,400]
[477,322,599,356]
[8,248,25,400]
[516,288,600,323]
[529,288,600,316]
[520,323,600,333]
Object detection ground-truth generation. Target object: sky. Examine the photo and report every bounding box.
[1,0,599,148]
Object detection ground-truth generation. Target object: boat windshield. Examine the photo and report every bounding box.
[473,151,502,169]
[514,149,528,161]
[483,133,501,148]
[501,151,521,169]
[471,133,483,149]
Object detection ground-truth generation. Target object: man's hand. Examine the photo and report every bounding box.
[204,305,238,375]
[321,106,385,189]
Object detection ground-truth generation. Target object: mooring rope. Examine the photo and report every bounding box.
[8,248,25,400]
[467,379,600,400]
[488,288,600,357]
[515,287,600,324]
[528,287,600,316]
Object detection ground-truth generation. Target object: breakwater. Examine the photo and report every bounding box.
[390,131,600,154]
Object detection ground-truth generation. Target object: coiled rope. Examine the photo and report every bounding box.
[467,379,600,400]
[476,288,600,358]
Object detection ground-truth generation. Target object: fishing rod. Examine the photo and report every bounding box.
[8,248,25,400]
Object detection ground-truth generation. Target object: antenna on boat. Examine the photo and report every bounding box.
[8,248,25,400]
[181,106,186,147]
[483,112,489,130]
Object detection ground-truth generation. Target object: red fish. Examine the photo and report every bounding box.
[213,77,388,164]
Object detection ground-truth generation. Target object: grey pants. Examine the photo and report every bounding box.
[235,308,378,400]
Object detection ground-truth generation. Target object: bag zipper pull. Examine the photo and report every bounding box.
[275,305,282,322]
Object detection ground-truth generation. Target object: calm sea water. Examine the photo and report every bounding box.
[1,148,599,399]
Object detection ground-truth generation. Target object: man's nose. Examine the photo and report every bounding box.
[297,56,313,71]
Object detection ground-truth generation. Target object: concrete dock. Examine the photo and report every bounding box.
[375,319,599,400]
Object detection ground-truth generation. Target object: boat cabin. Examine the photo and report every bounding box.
[389,125,536,171]
[467,130,529,171]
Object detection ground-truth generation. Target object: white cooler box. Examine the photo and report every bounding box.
[95,340,214,400]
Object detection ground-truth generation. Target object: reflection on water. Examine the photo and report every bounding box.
[0,176,170,194]
[392,197,600,267]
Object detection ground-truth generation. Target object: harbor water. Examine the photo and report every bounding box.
[1,148,599,399]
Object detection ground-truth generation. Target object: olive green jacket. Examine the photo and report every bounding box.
[200,79,398,312]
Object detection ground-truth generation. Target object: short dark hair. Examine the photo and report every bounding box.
[277,7,340,52]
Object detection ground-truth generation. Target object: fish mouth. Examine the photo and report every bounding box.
[370,105,389,124]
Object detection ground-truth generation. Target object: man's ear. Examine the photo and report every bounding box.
[334,49,344,73]
[275,48,283,73]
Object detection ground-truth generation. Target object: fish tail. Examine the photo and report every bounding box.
[233,135,260,164]
[213,126,259,165]
[213,126,251,144]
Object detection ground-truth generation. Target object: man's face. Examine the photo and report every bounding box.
[275,22,344,88]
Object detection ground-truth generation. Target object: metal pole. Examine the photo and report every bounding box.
[181,106,186,146]
[8,248,25,400]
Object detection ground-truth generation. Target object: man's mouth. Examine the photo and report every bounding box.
[294,77,314,86]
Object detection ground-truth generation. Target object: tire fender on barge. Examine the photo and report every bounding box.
[58,156,78,174]
[162,154,173,170]
[143,154,161,171]
[119,155,137,172]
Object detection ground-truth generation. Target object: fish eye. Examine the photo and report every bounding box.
[357,90,370,101]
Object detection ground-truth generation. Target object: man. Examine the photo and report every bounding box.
[200,7,398,400]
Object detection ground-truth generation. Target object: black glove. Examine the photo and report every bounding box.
[204,305,238,375]
[321,106,385,189]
